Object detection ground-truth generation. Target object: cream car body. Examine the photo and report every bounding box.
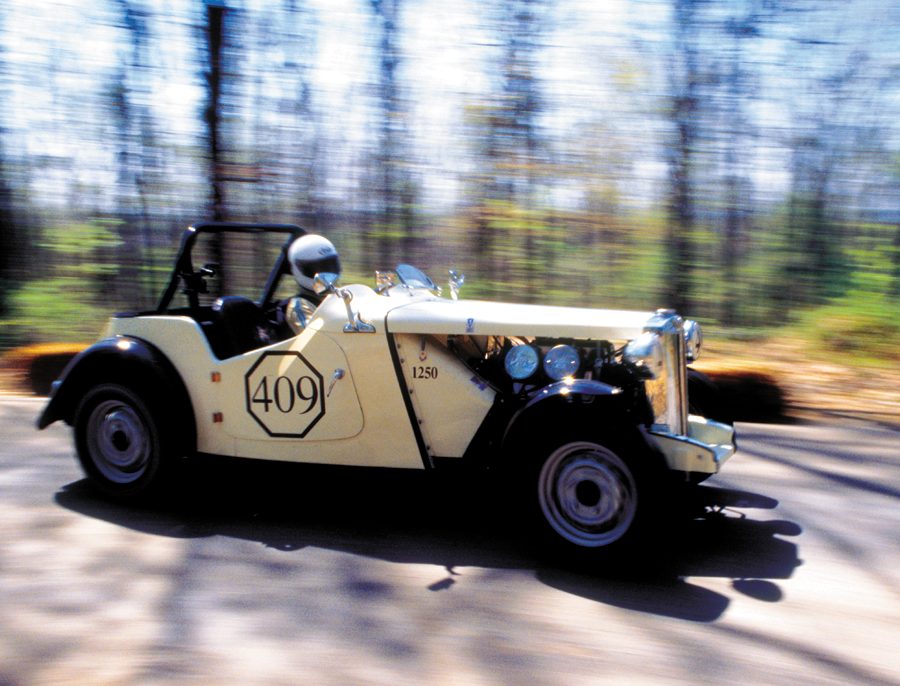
[38,222,737,557]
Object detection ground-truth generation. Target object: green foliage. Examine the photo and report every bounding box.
[788,289,900,366]
[1,208,895,371]
[39,220,124,276]
[3,220,124,345]
[5,278,108,343]
[764,208,900,364]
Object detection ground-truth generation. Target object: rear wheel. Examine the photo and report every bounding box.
[74,383,170,499]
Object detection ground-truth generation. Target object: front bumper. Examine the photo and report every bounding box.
[647,415,736,475]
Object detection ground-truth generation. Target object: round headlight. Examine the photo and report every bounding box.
[504,344,539,380]
[684,319,702,362]
[623,332,664,379]
[543,344,580,381]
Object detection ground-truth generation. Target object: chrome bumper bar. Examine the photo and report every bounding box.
[648,415,736,474]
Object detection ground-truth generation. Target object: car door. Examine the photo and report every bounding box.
[218,325,363,444]
[211,306,425,469]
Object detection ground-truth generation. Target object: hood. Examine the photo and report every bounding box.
[386,297,653,341]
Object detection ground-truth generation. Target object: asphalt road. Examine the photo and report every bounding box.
[1,395,898,686]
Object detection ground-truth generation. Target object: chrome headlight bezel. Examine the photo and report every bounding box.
[684,319,702,362]
[543,344,580,381]
[504,344,540,380]
[623,332,665,379]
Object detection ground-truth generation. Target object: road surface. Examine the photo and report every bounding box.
[1,395,898,685]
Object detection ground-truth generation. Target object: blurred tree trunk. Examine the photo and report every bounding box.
[471,108,501,288]
[0,165,16,320]
[204,1,227,293]
[719,7,762,327]
[284,0,321,230]
[773,52,872,316]
[112,0,158,309]
[370,0,416,270]
[664,0,699,316]
[506,0,544,301]
[0,8,21,321]
[467,0,547,299]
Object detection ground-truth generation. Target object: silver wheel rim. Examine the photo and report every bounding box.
[538,441,637,548]
[85,399,152,484]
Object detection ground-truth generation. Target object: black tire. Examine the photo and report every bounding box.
[527,434,657,561]
[74,383,173,499]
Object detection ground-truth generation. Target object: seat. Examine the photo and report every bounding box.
[208,296,272,359]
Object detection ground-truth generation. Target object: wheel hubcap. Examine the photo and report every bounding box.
[538,442,637,547]
[86,400,151,484]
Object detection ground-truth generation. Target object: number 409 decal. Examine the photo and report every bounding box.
[251,375,319,414]
[244,351,325,438]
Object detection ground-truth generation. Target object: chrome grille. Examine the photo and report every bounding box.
[642,311,688,436]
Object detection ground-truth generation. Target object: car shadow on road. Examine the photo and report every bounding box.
[54,459,802,624]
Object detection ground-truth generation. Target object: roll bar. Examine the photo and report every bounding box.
[156,222,306,312]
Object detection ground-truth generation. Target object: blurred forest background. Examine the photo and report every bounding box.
[0,0,897,363]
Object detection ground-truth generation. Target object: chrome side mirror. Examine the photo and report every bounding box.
[448,270,465,301]
[313,273,375,333]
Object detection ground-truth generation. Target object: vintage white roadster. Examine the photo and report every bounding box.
[38,222,736,557]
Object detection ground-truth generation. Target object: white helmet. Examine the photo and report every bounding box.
[288,234,341,291]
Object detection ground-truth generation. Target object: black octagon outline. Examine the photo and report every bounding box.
[244,351,326,438]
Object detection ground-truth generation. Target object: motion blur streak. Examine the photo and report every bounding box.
[0,0,896,359]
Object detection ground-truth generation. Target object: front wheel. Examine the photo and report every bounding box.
[535,440,643,553]
[74,383,170,499]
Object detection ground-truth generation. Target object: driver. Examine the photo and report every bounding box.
[284,234,341,333]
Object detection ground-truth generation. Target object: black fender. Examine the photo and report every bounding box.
[36,336,196,453]
[499,379,634,459]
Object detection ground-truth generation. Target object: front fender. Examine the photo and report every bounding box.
[522,378,622,410]
[36,336,194,442]
[500,379,629,455]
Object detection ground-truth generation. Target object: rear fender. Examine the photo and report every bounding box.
[36,336,196,451]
